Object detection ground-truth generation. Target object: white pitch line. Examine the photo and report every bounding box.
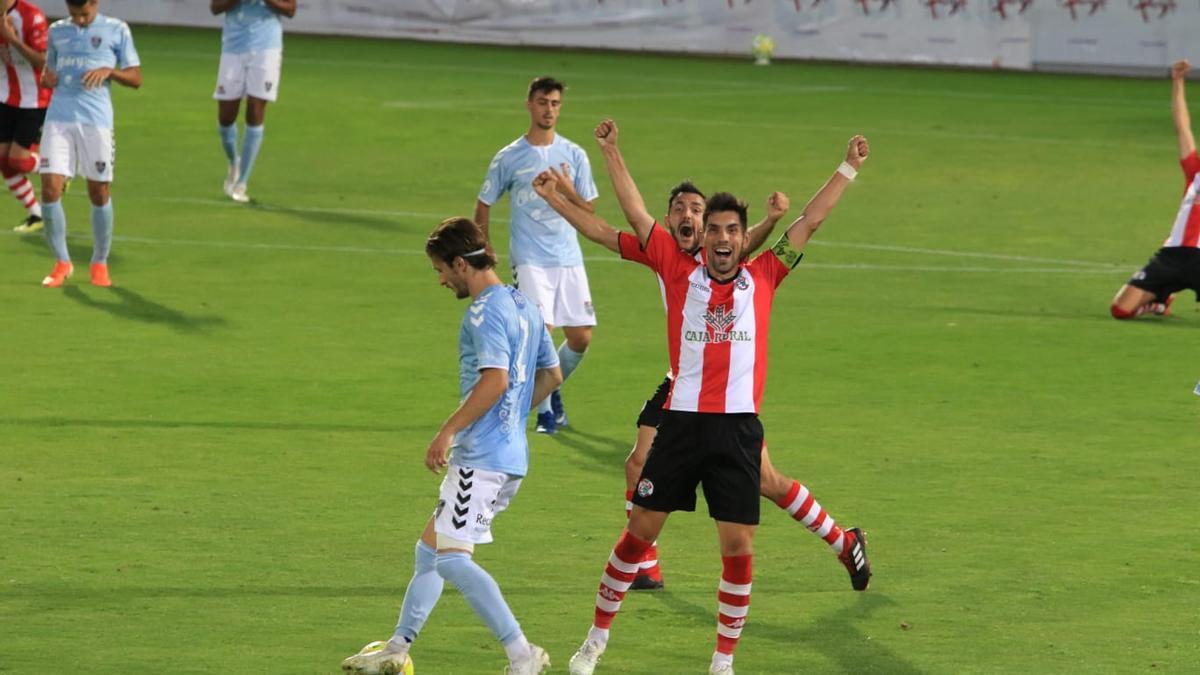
[806,239,1120,269]
[21,189,1123,270]
[1,230,1129,275]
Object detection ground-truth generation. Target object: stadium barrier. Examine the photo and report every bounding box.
[106,0,1197,75]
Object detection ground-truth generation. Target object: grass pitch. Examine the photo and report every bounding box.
[1,26,1198,674]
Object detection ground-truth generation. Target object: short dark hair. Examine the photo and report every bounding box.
[666,181,705,211]
[65,0,92,6]
[426,217,496,270]
[528,76,565,100]
[703,192,749,230]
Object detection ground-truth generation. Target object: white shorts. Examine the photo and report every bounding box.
[432,464,522,546]
[213,49,282,102]
[513,264,596,328]
[39,121,113,182]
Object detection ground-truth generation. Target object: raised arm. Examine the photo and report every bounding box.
[782,135,869,251]
[425,368,508,473]
[551,162,596,213]
[746,191,789,254]
[594,119,655,245]
[211,0,239,15]
[532,168,621,253]
[1172,60,1195,160]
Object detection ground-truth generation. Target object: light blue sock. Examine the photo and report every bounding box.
[435,551,522,646]
[218,123,238,162]
[42,199,69,262]
[392,541,444,643]
[238,124,264,187]
[557,342,586,382]
[90,200,113,264]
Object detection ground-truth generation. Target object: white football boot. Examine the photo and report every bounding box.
[340,640,412,675]
[568,638,605,675]
[229,182,250,203]
[223,159,240,197]
[504,643,550,674]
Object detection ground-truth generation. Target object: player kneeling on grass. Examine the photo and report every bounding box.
[1111,59,1200,319]
[37,0,140,288]
[341,217,561,675]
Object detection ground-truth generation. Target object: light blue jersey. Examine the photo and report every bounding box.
[453,284,558,477]
[45,15,138,129]
[478,134,599,267]
[221,0,283,54]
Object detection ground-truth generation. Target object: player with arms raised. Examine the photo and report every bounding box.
[1110,59,1200,319]
[341,218,560,675]
[544,119,870,594]
[535,133,870,675]
[38,0,140,288]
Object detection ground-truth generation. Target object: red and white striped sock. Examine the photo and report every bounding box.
[716,554,752,657]
[775,480,848,555]
[625,489,663,581]
[3,171,39,216]
[592,529,653,636]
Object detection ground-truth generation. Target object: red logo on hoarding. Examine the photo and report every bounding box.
[857,0,897,13]
[1059,0,1106,19]
[991,0,1033,17]
[1129,0,1175,21]
[925,0,967,17]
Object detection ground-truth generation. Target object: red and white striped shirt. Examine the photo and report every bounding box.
[0,0,49,109]
[1164,150,1200,248]
[619,223,793,414]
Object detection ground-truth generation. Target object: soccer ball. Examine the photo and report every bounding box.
[352,641,414,675]
[751,34,776,66]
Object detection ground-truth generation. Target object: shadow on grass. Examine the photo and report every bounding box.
[651,590,924,674]
[0,416,425,434]
[248,200,408,232]
[928,304,1199,328]
[545,426,628,470]
[63,285,227,333]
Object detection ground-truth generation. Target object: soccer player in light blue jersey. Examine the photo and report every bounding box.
[210,0,295,203]
[475,76,599,435]
[38,0,140,288]
[341,217,561,675]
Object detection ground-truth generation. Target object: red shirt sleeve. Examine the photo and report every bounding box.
[748,249,791,289]
[23,8,48,52]
[1182,150,1200,187]
[618,231,651,265]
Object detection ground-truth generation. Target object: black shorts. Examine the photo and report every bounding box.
[635,375,672,429]
[1128,247,1200,302]
[632,410,764,525]
[0,104,45,149]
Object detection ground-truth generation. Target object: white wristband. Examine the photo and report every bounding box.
[837,161,858,180]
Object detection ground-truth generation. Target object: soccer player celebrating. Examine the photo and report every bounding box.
[210,0,295,204]
[545,120,871,594]
[38,0,140,288]
[0,0,50,233]
[534,132,870,675]
[1110,59,1200,319]
[475,76,599,435]
[341,217,561,675]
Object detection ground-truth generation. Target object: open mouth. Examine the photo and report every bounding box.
[678,226,694,238]
[713,246,733,263]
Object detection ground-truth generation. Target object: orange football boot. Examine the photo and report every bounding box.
[90,262,112,287]
[41,260,73,287]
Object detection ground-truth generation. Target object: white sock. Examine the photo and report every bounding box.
[503,633,531,662]
[587,626,610,645]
